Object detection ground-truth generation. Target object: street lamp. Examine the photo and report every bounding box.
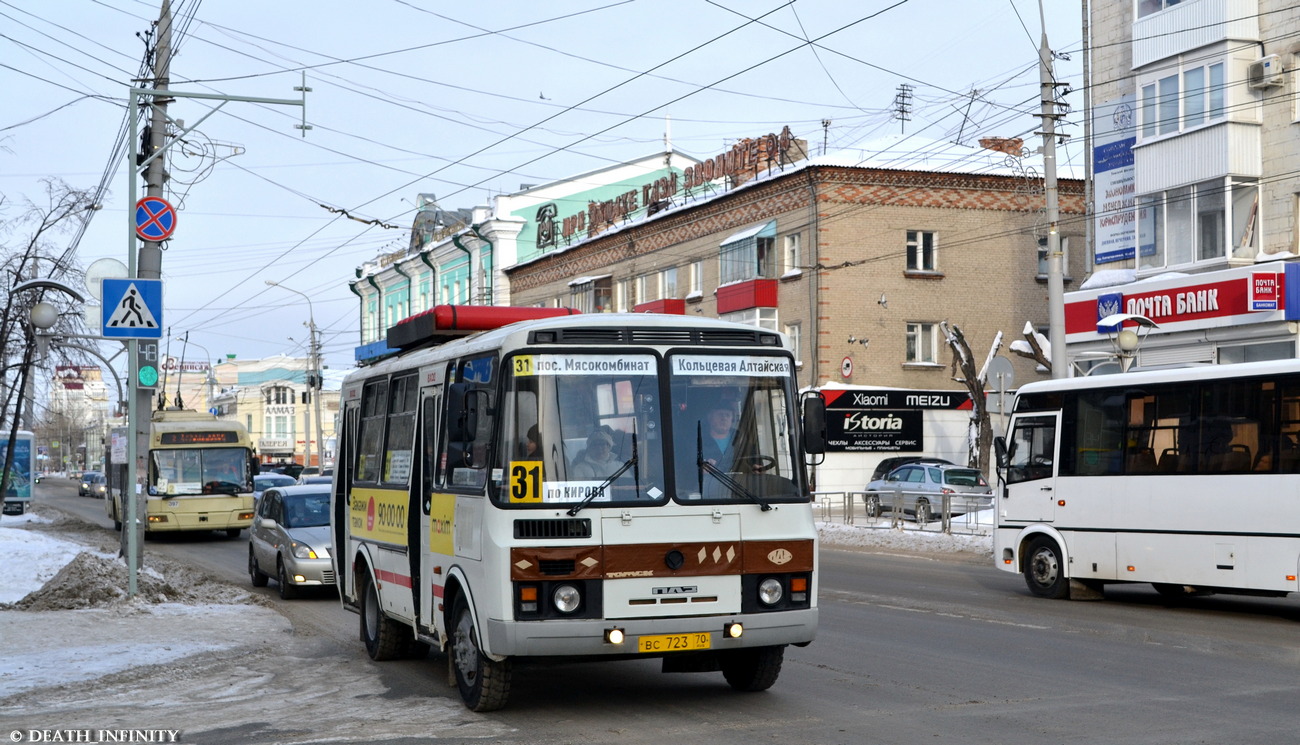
[1098,313,1159,373]
[265,280,324,471]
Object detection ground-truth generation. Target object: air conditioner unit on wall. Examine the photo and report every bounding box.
[1247,54,1284,90]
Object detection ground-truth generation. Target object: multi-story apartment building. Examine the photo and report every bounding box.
[207,355,339,469]
[1069,0,1300,368]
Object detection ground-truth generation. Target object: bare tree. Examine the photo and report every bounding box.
[941,321,1003,475]
[1008,321,1052,374]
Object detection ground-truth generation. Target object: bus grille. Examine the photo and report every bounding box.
[514,518,592,539]
[528,327,781,347]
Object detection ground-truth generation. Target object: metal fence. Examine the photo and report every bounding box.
[814,490,991,535]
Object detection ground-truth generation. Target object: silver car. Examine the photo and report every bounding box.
[863,463,993,524]
[248,485,335,599]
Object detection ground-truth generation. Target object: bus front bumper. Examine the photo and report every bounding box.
[483,607,818,658]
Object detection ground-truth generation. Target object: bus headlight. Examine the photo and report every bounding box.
[553,584,581,614]
[758,578,784,606]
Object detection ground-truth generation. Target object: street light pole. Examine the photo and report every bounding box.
[266,281,324,471]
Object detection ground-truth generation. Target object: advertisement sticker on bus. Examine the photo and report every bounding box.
[511,354,655,376]
[349,487,409,546]
[429,492,455,555]
[672,355,791,377]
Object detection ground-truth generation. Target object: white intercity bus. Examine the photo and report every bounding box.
[993,359,1300,603]
[333,306,827,711]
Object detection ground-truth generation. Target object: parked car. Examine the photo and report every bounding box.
[248,485,334,599]
[869,456,953,483]
[863,462,992,524]
[297,474,332,485]
[79,471,107,498]
[253,473,297,503]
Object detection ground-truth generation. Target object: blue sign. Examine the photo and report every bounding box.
[135,196,177,241]
[102,278,163,339]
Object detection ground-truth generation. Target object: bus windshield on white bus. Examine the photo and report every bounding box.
[993,358,1300,604]
[334,306,826,712]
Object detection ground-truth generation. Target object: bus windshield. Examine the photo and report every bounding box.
[499,353,665,506]
[151,447,250,496]
[668,354,802,503]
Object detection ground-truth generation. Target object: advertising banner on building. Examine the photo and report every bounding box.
[819,388,973,452]
[1092,94,1137,264]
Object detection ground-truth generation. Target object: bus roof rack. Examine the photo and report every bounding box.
[386,305,580,352]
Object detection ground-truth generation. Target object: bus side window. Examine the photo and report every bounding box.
[1007,417,1055,483]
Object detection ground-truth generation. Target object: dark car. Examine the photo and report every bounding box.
[868,456,953,483]
[79,471,107,498]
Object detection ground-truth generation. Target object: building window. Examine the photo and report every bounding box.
[1036,236,1071,277]
[1138,178,1256,270]
[1140,61,1225,139]
[783,233,801,274]
[615,278,632,312]
[719,222,776,284]
[688,261,703,296]
[570,276,612,313]
[784,322,802,366]
[660,266,678,299]
[906,322,939,364]
[636,274,655,303]
[1137,0,1185,19]
[722,307,778,330]
[906,231,936,272]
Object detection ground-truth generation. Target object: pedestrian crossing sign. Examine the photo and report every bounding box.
[101,278,163,339]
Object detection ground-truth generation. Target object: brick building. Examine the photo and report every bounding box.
[507,147,1086,394]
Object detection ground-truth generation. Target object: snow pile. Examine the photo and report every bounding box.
[0,510,264,611]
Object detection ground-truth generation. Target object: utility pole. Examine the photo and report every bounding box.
[121,2,306,596]
[123,0,173,588]
[1037,0,1067,378]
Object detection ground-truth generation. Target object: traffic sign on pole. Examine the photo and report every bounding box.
[101,278,163,339]
[134,196,177,242]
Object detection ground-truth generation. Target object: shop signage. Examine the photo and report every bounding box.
[258,438,292,452]
[1250,272,1280,311]
[533,126,797,252]
[818,388,973,452]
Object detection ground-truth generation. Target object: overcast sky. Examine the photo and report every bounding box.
[1,0,1086,375]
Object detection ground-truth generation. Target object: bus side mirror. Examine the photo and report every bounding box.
[801,392,827,455]
[250,457,261,476]
[993,436,1008,469]
[446,383,479,442]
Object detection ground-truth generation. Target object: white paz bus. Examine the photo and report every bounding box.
[333,306,826,711]
[994,358,1300,604]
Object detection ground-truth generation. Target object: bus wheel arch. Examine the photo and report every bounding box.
[1022,533,1070,599]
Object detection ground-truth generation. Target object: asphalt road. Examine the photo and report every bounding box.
[35,478,1300,745]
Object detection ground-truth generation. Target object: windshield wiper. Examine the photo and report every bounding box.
[696,422,771,511]
[568,432,639,516]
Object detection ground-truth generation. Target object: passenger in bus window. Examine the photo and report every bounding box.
[519,425,540,459]
[570,427,618,480]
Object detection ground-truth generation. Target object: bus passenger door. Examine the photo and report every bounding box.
[418,388,442,630]
[1001,412,1059,523]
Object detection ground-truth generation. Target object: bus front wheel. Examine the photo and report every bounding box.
[721,645,784,692]
[1023,536,1069,599]
[451,596,511,712]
